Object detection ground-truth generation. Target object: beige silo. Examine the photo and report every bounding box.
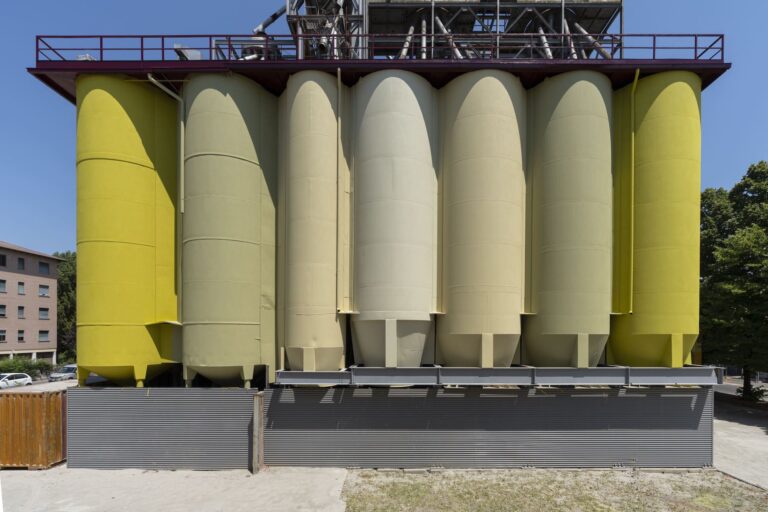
[523,71,613,367]
[437,70,526,367]
[279,70,347,371]
[352,70,438,367]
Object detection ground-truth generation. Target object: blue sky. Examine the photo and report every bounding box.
[0,0,765,253]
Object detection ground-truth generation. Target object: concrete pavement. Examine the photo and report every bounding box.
[1,466,348,512]
[714,397,768,489]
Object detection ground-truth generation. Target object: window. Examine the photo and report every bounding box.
[17,306,24,319]
[0,305,4,318]
[0,280,5,293]
[39,307,49,320]
[38,330,49,342]
[17,282,25,295]
[0,254,5,266]
[38,284,49,297]
[38,261,50,275]
[0,330,5,342]
[17,330,24,342]
[17,257,24,271]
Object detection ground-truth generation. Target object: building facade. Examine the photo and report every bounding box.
[0,241,61,363]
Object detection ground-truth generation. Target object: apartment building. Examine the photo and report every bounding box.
[0,241,62,363]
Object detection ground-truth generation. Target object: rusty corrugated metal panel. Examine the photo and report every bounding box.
[0,391,66,469]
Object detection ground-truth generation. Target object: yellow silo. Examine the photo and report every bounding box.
[609,71,702,367]
[75,75,178,386]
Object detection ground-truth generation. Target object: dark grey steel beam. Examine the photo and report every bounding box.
[275,365,722,387]
[275,371,352,386]
[628,366,721,386]
[350,366,440,386]
[439,367,534,386]
[533,367,629,386]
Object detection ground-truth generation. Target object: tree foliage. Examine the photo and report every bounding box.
[701,161,768,397]
[53,250,76,359]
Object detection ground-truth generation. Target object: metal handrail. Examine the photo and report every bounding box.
[34,33,726,64]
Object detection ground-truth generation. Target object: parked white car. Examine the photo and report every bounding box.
[0,373,33,388]
[49,364,78,382]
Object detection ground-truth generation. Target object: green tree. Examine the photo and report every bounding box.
[700,187,735,278]
[701,162,768,398]
[53,250,76,359]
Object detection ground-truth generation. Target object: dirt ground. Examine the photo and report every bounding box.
[342,469,768,512]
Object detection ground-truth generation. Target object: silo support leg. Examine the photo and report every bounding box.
[241,365,255,389]
[133,365,147,388]
[481,333,494,369]
[302,348,317,372]
[183,366,197,388]
[385,319,398,368]
[574,333,589,368]
[666,333,684,368]
[76,367,88,386]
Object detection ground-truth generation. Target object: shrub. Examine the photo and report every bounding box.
[0,359,53,379]
[737,386,767,402]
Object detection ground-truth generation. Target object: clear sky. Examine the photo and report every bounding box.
[0,0,765,254]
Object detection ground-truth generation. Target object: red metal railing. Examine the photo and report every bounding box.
[35,33,725,63]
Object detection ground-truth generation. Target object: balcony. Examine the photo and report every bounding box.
[30,33,729,102]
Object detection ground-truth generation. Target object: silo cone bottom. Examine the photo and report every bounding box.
[353,318,431,367]
[76,363,171,387]
[438,333,521,368]
[285,347,345,372]
[183,364,257,388]
[607,333,698,368]
[523,333,608,368]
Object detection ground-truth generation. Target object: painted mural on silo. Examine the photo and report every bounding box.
[279,71,347,371]
[437,70,526,367]
[182,74,277,386]
[352,70,438,367]
[75,75,178,387]
[609,71,702,367]
[523,71,612,367]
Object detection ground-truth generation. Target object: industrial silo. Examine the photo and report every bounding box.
[523,71,613,367]
[76,75,178,387]
[437,70,526,367]
[352,70,438,367]
[609,71,701,367]
[182,74,277,386]
[279,70,347,371]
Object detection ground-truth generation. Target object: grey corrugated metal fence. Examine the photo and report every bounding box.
[67,388,260,470]
[67,386,712,469]
[263,387,713,468]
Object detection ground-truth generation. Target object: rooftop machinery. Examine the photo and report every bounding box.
[278,0,622,61]
[29,0,729,387]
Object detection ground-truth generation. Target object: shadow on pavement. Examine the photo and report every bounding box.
[715,395,768,435]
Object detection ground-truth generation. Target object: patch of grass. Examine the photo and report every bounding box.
[342,469,768,512]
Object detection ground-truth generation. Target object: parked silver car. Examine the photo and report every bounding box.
[0,373,33,388]
[48,364,78,382]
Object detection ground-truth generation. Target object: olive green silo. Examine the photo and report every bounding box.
[352,70,438,367]
[437,70,526,367]
[523,71,613,367]
[182,74,277,386]
[279,70,347,371]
